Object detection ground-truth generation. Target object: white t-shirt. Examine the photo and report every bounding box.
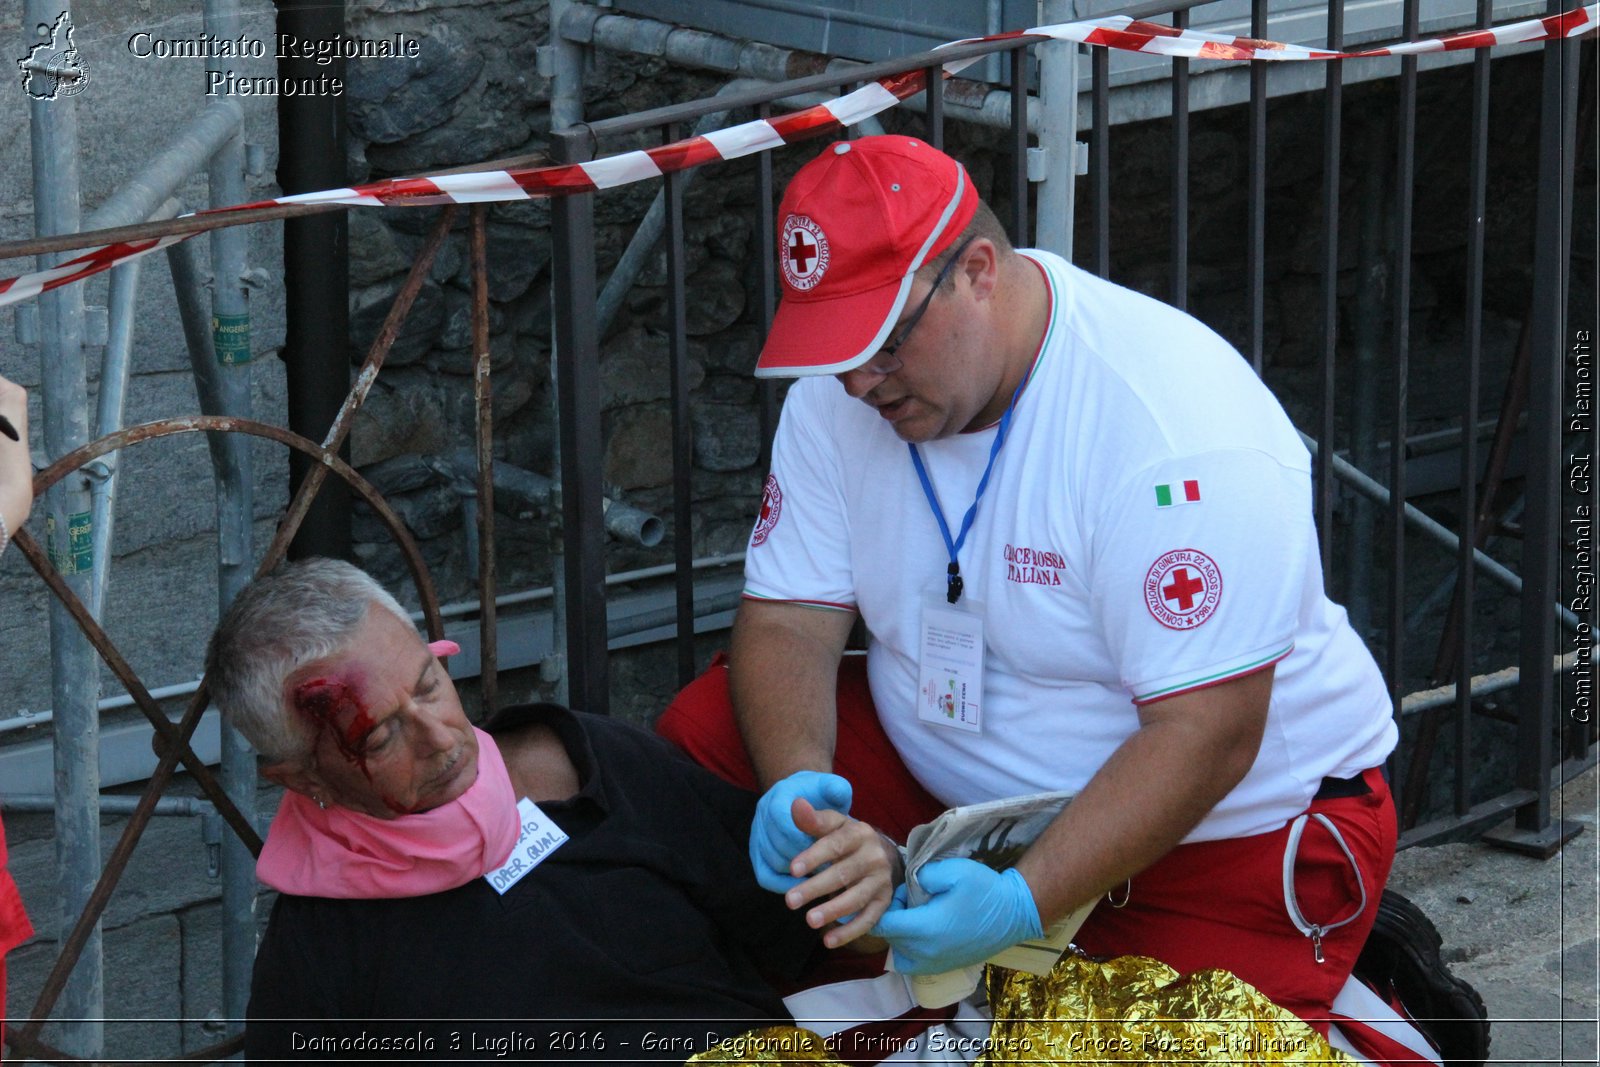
[745,251,1396,842]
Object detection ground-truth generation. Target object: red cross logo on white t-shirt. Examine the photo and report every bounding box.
[751,474,783,547]
[1162,568,1205,611]
[780,215,829,292]
[1144,549,1223,630]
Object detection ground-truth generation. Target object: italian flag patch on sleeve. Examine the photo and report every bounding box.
[1154,480,1201,507]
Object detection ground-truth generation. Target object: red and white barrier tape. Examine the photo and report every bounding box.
[2,4,1594,310]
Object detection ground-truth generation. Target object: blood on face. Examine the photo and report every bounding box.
[292,676,376,779]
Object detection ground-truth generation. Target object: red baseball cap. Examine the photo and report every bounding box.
[754,136,979,378]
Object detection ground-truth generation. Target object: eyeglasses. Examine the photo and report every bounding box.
[859,236,977,376]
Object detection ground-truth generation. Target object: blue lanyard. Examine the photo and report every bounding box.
[908,377,1028,604]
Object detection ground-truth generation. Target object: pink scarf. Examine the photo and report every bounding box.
[256,726,520,899]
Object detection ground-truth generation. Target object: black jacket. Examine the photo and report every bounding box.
[245,703,816,1063]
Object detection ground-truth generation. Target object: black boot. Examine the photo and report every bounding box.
[1352,889,1490,1067]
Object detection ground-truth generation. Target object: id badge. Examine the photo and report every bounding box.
[916,594,985,734]
[484,797,569,895]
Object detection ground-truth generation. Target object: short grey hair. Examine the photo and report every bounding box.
[205,558,415,764]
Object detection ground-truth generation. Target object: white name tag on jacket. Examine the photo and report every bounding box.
[484,797,569,895]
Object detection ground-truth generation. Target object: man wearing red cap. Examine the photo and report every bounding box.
[727,135,1400,1029]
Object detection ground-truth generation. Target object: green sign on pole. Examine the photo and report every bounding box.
[213,313,251,365]
[46,510,93,575]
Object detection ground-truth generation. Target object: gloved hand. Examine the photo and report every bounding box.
[748,771,852,892]
[870,859,1043,975]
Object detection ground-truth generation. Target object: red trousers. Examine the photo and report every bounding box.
[1073,765,1394,1030]
[656,655,1394,1029]
[0,811,34,1057]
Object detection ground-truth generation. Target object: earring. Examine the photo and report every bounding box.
[313,795,328,811]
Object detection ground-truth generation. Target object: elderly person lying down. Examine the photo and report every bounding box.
[206,559,897,1062]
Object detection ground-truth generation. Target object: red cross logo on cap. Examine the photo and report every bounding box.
[1144,549,1223,630]
[780,215,830,292]
[788,231,818,273]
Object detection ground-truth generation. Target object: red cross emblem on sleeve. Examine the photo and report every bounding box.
[1144,549,1223,630]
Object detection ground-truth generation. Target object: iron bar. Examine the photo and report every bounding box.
[1387,2,1420,821]
[276,0,353,551]
[550,128,609,716]
[1170,6,1190,310]
[757,102,779,470]
[1455,0,1494,817]
[278,0,352,562]
[1009,46,1029,246]
[1347,120,1387,639]
[1403,652,1583,718]
[1092,44,1110,276]
[925,63,945,150]
[1247,0,1268,374]
[546,0,586,706]
[0,677,209,736]
[665,124,696,688]
[1315,2,1344,574]
[0,795,216,817]
[471,206,499,716]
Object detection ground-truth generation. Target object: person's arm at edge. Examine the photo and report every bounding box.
[0,375,34,542]
[728,596,856,789]
[1011,666,1273,925]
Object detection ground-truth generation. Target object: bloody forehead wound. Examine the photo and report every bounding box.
[293,676,376,778]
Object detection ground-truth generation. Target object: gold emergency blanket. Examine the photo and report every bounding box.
[689,955,1351,1066]
[984,954,1353,1065]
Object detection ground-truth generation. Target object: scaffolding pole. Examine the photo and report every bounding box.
[26,0,103,1055]
[203,0,258,1031]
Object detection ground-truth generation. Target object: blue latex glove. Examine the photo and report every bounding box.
[870,859,1043,975]
[748,771,853,892]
